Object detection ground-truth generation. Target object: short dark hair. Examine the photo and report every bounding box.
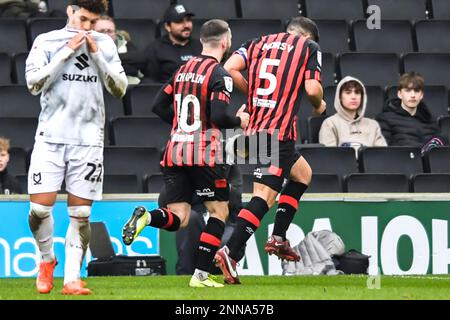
[398,72,425,91]
[286,16,319,42]
[200,19,229,46]
[71,0,108,14]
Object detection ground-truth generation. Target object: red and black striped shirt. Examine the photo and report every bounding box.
[236,32,322,141]
[158,55,234,167]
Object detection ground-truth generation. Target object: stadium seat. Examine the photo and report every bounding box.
[182,0,238,19]
[306,174,342,193]
[298,146,358,178]
[8,147,28,176]
[114,19,157,51]
[0,53,11,85]
[307,115,327,144]
[315,20,350,54]
[14,174,27,194]
[240,0,299,20]
[242,174,254,193]
[227,19,283,50]
[317,52,336,87]
[189,19,209,40]
[438,116,450,142]
[412,173,450,192]
[367,0,427,21]
[27,18,66,46]
[46,0,70,13]
[111,0,170,20]
[103,174,140,193]
[103,146,161,179]
[110,117,171,149]
[364,86,386,119]
[12,52,27,85]
[352,20,414,54]
[0,19,28,55]
[402,53,450,88]
[345,173,410,193]
[339,53,400,87]
[423,146,450,173]
[415,20,450,53]
[104,89,125,121]
[358,146,423,175]
[144,174,165,193]
[0,117,37,150]
[125,84,162,116]
[430,0,450,19]
[303,0,365,21]
[387,85,448,120]
[0,85,40,117]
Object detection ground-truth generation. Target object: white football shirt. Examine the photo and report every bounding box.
[26,27,128,147]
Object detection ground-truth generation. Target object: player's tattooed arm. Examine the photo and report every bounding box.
[88,35,128,99]
[26,36,75,95]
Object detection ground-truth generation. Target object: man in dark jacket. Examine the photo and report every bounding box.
[141,3,201,84]
[0,137,22,194]
[376,72,446,147]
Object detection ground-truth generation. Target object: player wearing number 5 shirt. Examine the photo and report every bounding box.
[121,19,249,288]
[215,17,327,285]
[25,0,127,295]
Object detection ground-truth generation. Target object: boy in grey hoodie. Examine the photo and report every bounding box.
[319,76,386,152]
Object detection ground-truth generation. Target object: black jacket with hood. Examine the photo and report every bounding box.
[376,98,442,147]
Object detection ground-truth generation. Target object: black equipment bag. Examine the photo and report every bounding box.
[333,249,370,274]
[87,255,166,276]
[87,221,166,276]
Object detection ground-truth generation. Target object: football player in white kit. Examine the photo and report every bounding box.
[25,0,127,295]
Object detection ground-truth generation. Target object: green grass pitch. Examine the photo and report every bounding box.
[1,275,450,300]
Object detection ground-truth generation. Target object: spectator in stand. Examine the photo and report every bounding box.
[0,137,22,194]
[141,3,201,84]
[376,72,447,152]
[319,76,386,153]
[95,15,145,85]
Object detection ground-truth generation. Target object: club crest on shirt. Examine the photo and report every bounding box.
[224,76,233,93]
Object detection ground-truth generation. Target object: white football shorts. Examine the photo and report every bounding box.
[28,141,104,200]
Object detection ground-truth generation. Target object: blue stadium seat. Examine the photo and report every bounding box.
[415,20,450,53]
[345,173,410,192]
[352,20,414,54]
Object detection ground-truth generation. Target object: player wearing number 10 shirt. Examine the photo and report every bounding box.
[121,20,249,288]
[215,17,328,285]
